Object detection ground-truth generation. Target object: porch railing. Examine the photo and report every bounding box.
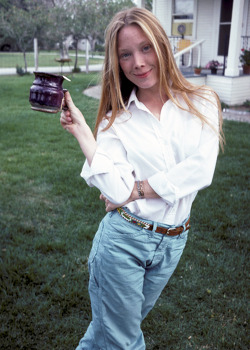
[173,39,205,68]
[241,36,250,49]
[168,36,183,54]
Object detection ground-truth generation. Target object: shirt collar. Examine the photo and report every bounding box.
[126,87,174,116]
[126,88,138,109]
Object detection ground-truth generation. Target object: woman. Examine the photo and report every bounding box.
[60,7,224,350]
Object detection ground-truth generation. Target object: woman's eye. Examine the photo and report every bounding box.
[143,45,151,52]
[120,52,131,59]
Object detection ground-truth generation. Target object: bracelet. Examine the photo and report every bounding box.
[136,180,144,199]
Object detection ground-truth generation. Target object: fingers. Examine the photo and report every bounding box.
[100,194,105,201]
[64,91,75,110]
[60,110,72,128]
[99,194,111,212]
[99,194,119,212]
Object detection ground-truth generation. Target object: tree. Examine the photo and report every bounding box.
[83,0,135,51]
[0,0,48,72]
[67,0,89,71]
[65,0,134,71]
[0,0,26,10]
[46,3,72,59]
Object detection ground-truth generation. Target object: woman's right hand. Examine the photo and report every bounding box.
[60,91,88,138]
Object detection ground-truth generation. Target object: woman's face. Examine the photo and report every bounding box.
[117,24,160,95]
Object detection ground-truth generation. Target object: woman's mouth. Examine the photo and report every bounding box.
[134,70,152,79]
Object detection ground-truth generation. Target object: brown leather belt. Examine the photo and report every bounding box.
[117,207,190,236]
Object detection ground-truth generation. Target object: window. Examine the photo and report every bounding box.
[172,0,194,36]
[218,0,233,56]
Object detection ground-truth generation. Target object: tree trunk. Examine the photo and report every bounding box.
[87,36,95,54]
[23,50,28,73]
[60,41,69,59]
[74,39,79,70]
[86,40,89,74]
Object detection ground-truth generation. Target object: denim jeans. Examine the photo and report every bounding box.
[76,209,189,350]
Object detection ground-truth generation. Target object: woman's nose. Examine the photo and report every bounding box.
[133,52,145,68]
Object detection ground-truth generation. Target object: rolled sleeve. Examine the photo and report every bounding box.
[148,171,178,206]
[148,96,219,205]
[80,121,135,204]
[81,146,114,179]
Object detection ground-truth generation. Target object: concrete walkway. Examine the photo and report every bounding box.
[83,85,250,124]
[0,64,103,76]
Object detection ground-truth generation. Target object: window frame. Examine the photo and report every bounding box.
[171,0,197,39]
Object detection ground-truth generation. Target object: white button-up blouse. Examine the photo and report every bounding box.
[81,89,219,225]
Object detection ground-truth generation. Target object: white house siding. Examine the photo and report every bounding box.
[186,76,206,85]
[153,0,250,58]
[206,75,250,105]
[185,75,250,105]
[152,0,250,105]
[153,0,222,67]
[153,0,171,35]
[195,0,221,67]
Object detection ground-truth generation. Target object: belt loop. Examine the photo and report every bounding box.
[180,216,190,236]
[152,221,158,232]
[179,224,186,239]
[183,214,190,226]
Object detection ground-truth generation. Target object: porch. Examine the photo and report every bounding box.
[180,67,250,106]
[174,37,250,106]
[151,0,250,106]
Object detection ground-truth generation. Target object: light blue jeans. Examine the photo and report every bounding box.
[76,208,189,350]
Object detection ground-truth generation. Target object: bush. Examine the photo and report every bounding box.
[243,99,250,107]
[221,101,229,110]
[72,67,81,73]
[16,65,25,76]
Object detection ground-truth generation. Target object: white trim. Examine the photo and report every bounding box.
[168,0,173,35]
[171,0,197,39]
[242,0,250,36]
[193,0,198,40]
[225,0,245,76]
[174,39,205,67]
[152,0,156,16]
[213,0,222,59]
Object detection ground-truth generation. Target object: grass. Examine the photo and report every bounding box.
[0,50,104,69]
[0,73,249,350]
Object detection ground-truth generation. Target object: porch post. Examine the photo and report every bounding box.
[225,0,244,77]
[136,0,145,7]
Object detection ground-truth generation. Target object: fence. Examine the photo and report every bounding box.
[0,37,105,76]
[0,51,104,75]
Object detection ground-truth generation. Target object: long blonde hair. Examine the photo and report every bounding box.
[94,7,224,148]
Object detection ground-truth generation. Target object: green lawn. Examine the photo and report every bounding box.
[0,50,104,69]
[0,73,249,350]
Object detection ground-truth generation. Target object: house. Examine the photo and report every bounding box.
[137,0,250,105]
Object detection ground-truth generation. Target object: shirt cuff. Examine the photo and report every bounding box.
[80,146,114,182]
[148,171,178,206]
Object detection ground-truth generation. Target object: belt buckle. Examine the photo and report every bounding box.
[143,222,151,230]
[166,227,175,235]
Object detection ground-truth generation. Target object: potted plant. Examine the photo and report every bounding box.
[194,66,202,75]
[240,48,250,74]
[205,60,222,74]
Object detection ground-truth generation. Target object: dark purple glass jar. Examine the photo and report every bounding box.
[29,72,66,113]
